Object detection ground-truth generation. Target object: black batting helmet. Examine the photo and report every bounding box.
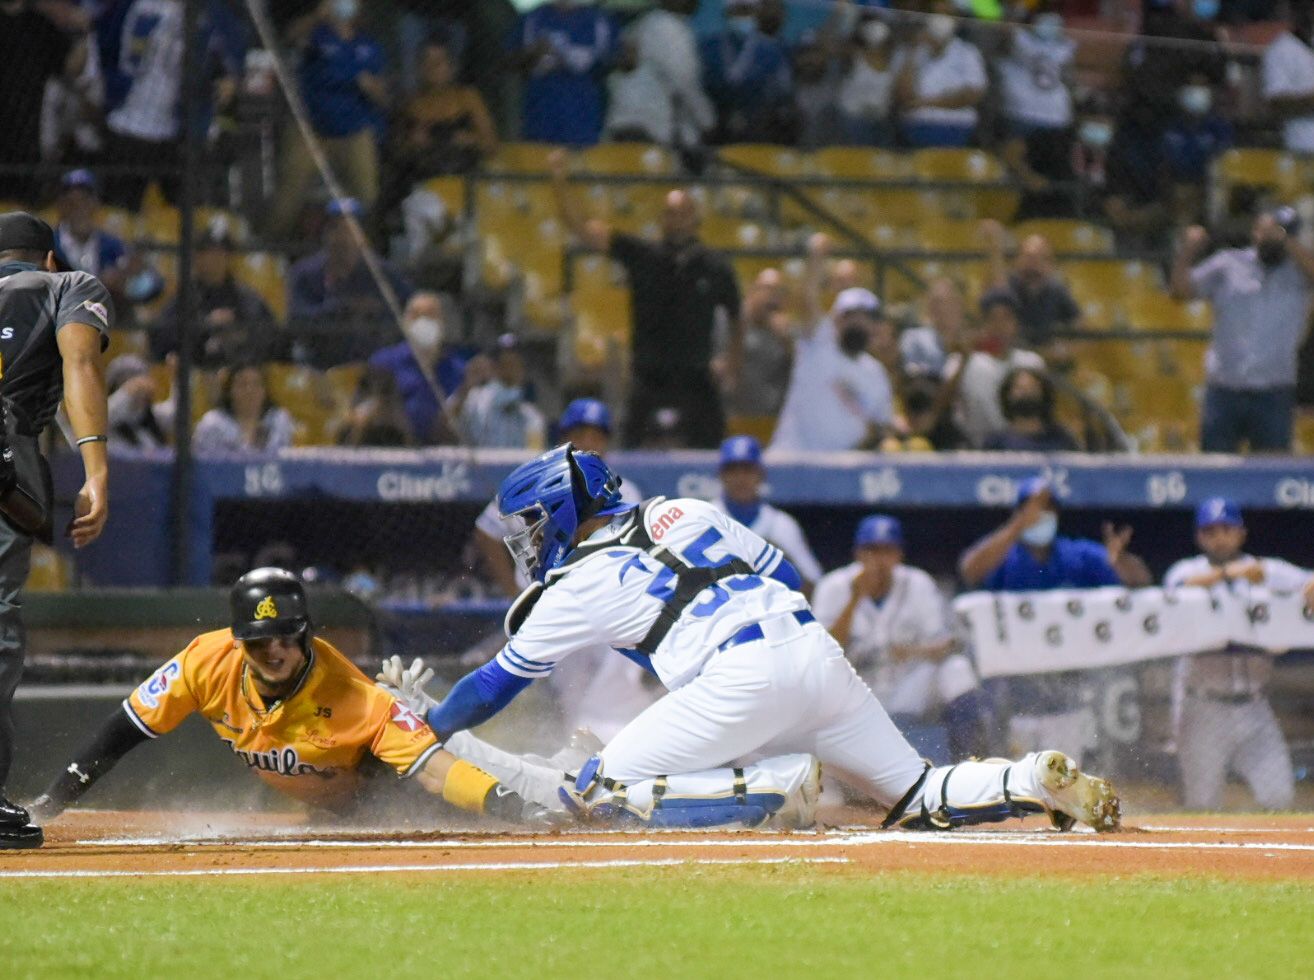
[230,567,310,642]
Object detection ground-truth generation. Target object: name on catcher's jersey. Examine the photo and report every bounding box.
[496,497,808,690]
[124,630,440,810]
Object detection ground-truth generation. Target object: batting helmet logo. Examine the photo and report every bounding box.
[254,596,279,620]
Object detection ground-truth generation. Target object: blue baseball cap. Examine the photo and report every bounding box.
[854,514,903,548]
[1016,476,1053,508]
[325,197,364,218]
[1195,497,1243,530]
[558,398,611,434]
[60,168,98,194]
[719,435,762,468]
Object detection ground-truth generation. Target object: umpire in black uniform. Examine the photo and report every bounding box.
[0,212,112,849]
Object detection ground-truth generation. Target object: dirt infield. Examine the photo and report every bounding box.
[2,810,1312,882]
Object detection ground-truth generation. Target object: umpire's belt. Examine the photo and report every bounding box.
[717,611,815,652]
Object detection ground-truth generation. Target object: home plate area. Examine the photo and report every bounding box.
[2,810,1312,881]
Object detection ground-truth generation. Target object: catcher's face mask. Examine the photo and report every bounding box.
[504,505,550,583]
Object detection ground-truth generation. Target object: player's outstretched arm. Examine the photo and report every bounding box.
[26,707,150,822]
[425,659,532,741]
[415,750,558,825]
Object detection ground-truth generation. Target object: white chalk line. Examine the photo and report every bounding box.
[68,829,1314,855]
[0,855,849,881]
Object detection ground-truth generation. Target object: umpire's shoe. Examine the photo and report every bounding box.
[0,796,43,849]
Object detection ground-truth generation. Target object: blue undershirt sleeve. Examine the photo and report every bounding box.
[425,661,532,741]
[768,556,803,593]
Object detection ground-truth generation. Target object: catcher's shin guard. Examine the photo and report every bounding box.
[560,754,819,829]
[884,757,1051,831]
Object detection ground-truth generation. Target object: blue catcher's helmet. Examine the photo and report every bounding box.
[497,444,630,583]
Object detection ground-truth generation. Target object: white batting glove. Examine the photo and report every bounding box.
[375,655,438,715]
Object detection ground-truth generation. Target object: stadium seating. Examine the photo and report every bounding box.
[1012,219,1115,255]
[578,143,675,176]
[910,148,1018,221]
[1213,148,1306,198]
[487,142,558,174]
[265,363,338,446]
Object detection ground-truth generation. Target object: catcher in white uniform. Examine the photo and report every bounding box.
[1165,497,1314,811]
[712,436,823,592]
[812,515,989,760]
[400,444,1120,831]
[472,398,656,741]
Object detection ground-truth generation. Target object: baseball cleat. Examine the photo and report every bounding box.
[0,796,31,827]
[767,758,822,831]
[0,823,43,849]
[1035,750,1121,832]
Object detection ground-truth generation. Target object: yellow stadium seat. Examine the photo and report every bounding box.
[1214,148,1306,196]
[1013,219,1114,255]
[476,180,556,220]
[104,330,149,362]
[911,218,986,255]
[234,252,289,323]
[717,144,805,176]
[422,176,470,219]
[1296,413,1314,454]
[195,207,249,243]
[579,143,675,175]
[265,363,336,445]
[324,362,366,405]
[1073,296,1118,330]
[1121,293,1212,332]
[139,204,180,244]
[811,147,909,180]
[1064,260,1163,302]
[150,365,210,424]
[911,148,1018,221]
[700,214,773,249]
[487,142,557,174]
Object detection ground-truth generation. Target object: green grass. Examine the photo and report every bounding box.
[4,867,1313,979]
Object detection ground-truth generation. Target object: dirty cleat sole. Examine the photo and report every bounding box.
[768,758,822,831]
[1035,750,1121,832]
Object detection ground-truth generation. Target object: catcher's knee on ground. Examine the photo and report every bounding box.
[559,753,820,829]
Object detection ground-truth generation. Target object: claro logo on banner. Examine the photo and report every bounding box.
[377,462,472,502]
[1275,477,1314,509]
[975,467,1071,506]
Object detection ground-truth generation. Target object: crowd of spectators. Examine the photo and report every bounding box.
[4,1,1314,458]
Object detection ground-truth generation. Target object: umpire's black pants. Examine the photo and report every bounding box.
[0,433,45,790]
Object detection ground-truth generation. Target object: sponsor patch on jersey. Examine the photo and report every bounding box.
[649,505,685,541]
[136,660,181,710]
[390,701,425,733]
[80,300,109,326]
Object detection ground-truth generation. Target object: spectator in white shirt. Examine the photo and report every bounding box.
[603,37,672,143]
[999,11,1077,217]
[895,8,987,148]
[628,0,714,149]
[944,287,1045,448]
[838,14,900,147]
[193,362,297,455]
[1262,2,1314,156]
[769,285,894,452]
[812,514,988,759]
[712,435,823,592]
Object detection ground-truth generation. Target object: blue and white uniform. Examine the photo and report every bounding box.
[432,452,1084,829]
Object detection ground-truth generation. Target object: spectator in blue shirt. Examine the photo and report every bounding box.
[701,0,793,143]
[958,476,1150,764]
[1162,75,1233,208]
[287,198,413,367]
[368,290,467,444]
[508,0,617,146]
[269,0,389,238]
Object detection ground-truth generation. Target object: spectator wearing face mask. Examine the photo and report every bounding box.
[508,0,618,146]
[998,10,1077,218]
[959,478,1150,763]
[982,365,1078,452]
[701,0,793,144]
[884,375,967,451]
[268,0,387,238]
[792,31,846,148]
[603,36,675,143]
[894,9,987,148]
[943,287,1045,449]
[769,240,893,452]
[454,334,546,450]
[838,14,900,147]
[1163,75,1233,213]
[1171,209,1314,453]
[367,290,466,444]
[627,0,715,150]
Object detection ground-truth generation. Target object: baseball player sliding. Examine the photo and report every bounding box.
[397,444,1121,831]
[26,569,565,829]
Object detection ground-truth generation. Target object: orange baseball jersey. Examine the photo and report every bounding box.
[123,629,440,810]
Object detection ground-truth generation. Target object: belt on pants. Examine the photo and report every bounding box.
[716,610,815,653]
[1186,688,1262,705]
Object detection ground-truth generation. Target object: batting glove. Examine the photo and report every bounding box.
[374,655,438,714]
